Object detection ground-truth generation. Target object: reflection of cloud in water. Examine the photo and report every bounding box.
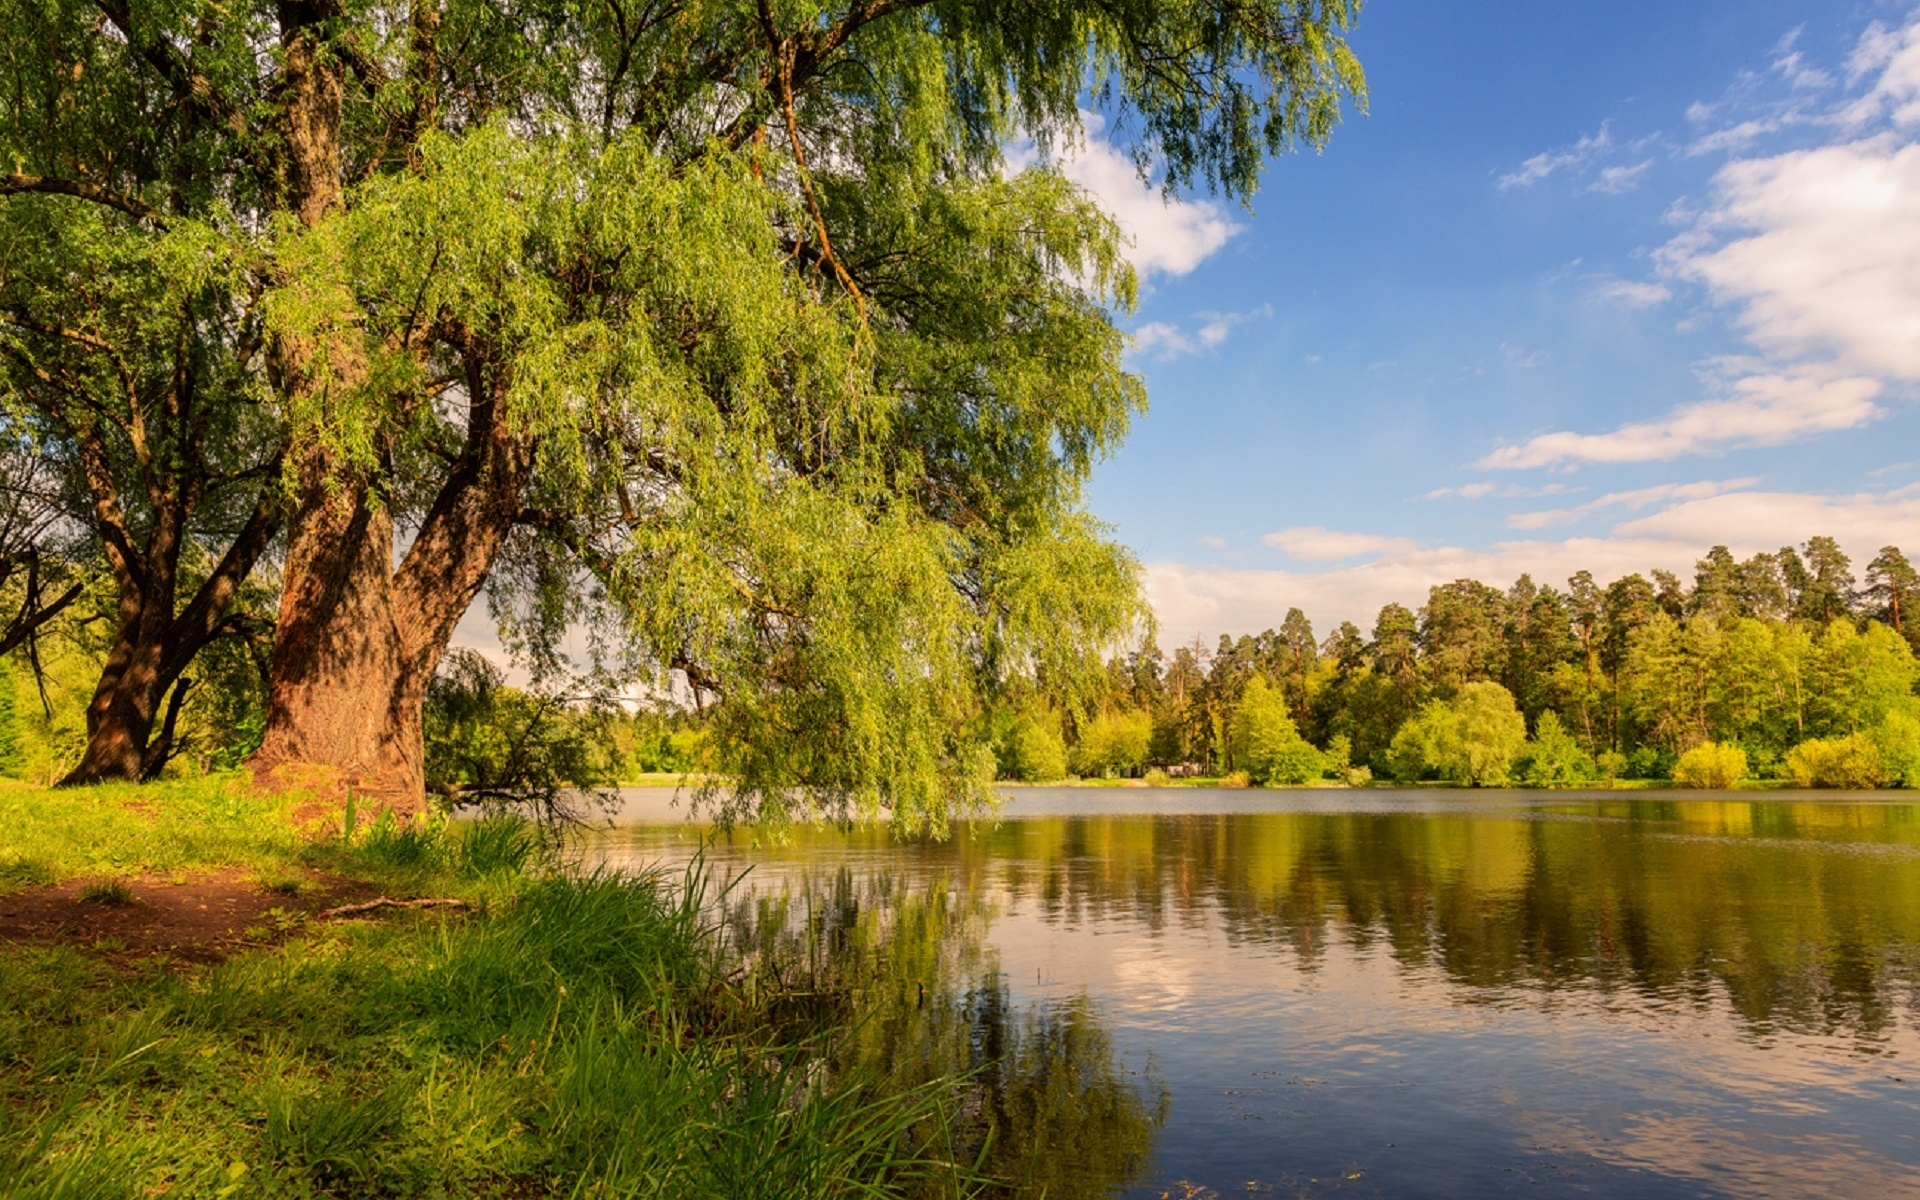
[589,800,1920,1199]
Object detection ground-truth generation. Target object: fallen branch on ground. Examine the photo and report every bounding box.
[318,896,470,919]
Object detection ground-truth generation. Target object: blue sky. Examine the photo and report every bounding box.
[1060,0,1920,643]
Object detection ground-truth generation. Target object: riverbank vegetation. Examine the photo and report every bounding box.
[0,779,997,1198]
[1009,539,1920,789]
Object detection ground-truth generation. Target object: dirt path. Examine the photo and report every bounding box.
[0,869,385,965]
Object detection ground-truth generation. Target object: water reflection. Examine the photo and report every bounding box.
[594,794,1920,1199]
[720,867,1166,1198]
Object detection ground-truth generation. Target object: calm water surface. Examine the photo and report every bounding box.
[589,789,1920,1199]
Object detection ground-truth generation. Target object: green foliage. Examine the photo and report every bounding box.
[1388,701,1456,783]
[1385,683,1526,786]
[1452,682,1528,787]
[1784,735,1887,789]
[0,655,20,778]
[1228,676,1323,785]
[1072,708,1153,778]
[422,650,612,807]
[1000,708,1069,783]
[1873,711,1920,787]
[1673,742,1750,790]
[1521,711,1596,788]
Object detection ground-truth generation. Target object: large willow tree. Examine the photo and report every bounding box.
[0,0,1363,824]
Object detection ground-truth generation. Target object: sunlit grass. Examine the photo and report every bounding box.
[0,788,979,1199]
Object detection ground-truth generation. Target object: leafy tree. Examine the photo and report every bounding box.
[422,650,613,811]
[1228,675,1321,785]
[2,0,1366,820]
[1387,700,1456,783]
[0,655,21,777]
[1419,579,1505,699]
[1520,710,1594,788]
[1872,712,1920,788]
[1004,709,1069,784]
[1672,742,1747,790]
[1796,536,1856,624]
[1072,708,1152,779]
[1452,681,1528,787]
[1865,547,1919,653]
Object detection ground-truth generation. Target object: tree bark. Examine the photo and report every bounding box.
[251,362,534,809]
[61,492,278,785]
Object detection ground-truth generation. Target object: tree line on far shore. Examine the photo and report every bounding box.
[994,538,1920,789]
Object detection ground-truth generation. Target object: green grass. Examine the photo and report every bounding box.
[0,787,978,1199]
[0,775,308,894]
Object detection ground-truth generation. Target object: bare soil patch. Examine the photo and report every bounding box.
[0,869,385,965]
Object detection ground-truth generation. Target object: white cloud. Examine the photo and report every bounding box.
[1148,487,1920,641]
[1507,477,1761,530]
[1591,278,1673,309]
[1478,366,1884,469]
[1485,17,1920,474]
[1499,124,1615,190]
[1423,482,1574,501]
[1660,134,1920,379]
[1198,534,1227,550]
[1128,306,1272,361]
[1261,526,1420,562]
[1841,18,1920,128]
[1594,159,1654,194]
[1040,112,1242,278]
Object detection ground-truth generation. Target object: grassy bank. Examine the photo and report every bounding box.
[0,780,971,1199]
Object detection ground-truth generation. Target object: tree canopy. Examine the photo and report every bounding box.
[0,0,1367,824]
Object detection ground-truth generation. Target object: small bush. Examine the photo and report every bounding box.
[1220,770,1251,789]
[1141,768,1171,788]
[1673,742,1748,790]
[1784,735,1885,789]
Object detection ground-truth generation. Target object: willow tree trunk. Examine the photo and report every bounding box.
[247,13,535,810]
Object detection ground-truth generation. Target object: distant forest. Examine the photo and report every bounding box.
[1003,538,1920,789]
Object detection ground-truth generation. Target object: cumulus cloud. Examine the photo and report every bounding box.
[1659,134,1920,379]
[1037,112,1242,278]
[1148,487,1920,641]
[1506,477,1761,530]
[1261,526,1420,562]
[1478,367,1884,469]
[1485,17,1920,474]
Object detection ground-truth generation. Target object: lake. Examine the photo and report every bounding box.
[589,788,1920,1199]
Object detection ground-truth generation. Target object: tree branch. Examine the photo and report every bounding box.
[0,175,171,226]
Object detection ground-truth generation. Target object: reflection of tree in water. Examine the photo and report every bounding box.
[966,807,1920,1042]
[721,865,1167,1199]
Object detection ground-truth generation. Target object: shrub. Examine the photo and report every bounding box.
[1784,734,1885,789]
[1521,711,1596,788]
[1872,711,1920,788]
[1672,742,1748,790]
[1220,770,1251,789]
[1142,768,1171,788]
